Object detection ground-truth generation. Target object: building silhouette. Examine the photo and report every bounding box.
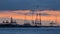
[0,12,59,27]
[50,21,56,26]
[2,17,16,24]
[23,23,31,26]
[10,17,16,24]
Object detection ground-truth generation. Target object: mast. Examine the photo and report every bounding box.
[35,13,39,25]
[39,13,42,26]
[34,5,40,26]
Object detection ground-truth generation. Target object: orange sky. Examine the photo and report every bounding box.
[0,10,60,25]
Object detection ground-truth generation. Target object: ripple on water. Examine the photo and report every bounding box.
[0,28,60,34]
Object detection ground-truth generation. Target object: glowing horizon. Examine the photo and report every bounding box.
[0,10,60,26]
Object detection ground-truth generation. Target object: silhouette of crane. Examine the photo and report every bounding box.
[31,12,35,24]
[33,5,42,26]
[39,13,42,26]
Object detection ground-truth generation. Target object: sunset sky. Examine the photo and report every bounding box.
[0,0,60,26]
[0,10,59,26]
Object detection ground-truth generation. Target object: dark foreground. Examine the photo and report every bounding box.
[0,23,60,28]
[0,27,60,34]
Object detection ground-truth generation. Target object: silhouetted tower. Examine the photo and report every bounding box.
[10,17,13,23]
[10,17,16,24]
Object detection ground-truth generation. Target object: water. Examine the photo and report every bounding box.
[0,27,60,34]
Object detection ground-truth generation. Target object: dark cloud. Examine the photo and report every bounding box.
[0,0,60,10]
